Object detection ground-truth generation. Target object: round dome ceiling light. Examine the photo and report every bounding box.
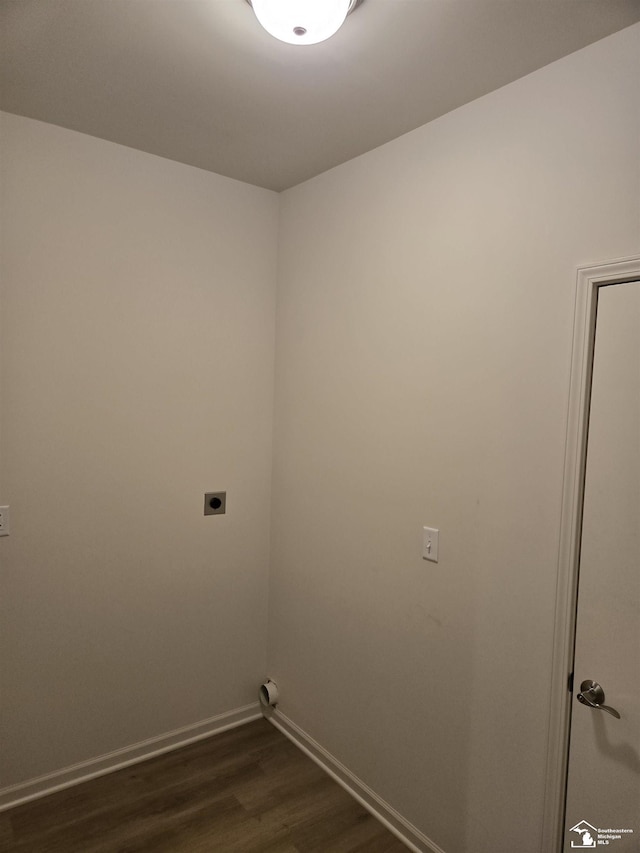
[248,0,364,46]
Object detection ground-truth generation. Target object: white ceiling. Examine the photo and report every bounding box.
[1,0,639,191]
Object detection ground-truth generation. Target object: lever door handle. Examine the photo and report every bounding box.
[577,680,621,719]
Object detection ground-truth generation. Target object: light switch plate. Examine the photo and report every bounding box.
[422,526,439,562]
[0,506,10,536]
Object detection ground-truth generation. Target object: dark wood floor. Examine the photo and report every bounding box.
[0,719,408,852]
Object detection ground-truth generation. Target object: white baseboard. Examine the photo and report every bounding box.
[0,702,262,812]
[267,709,446,853]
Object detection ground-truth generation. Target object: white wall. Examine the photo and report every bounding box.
[1,23,639,850]
[0,114,278,787]
[269,23,640,853]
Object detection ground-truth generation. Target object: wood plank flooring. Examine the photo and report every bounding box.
[0,719,408,852]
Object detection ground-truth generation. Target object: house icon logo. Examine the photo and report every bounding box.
[569,820,598,847]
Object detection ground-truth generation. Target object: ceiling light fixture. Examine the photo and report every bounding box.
[248,0,364,46]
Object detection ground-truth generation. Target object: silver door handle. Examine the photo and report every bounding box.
[577,680,621,719]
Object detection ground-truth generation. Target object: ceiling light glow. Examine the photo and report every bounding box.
[251,0,353,45]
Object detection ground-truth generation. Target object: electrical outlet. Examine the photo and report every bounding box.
[204,492,226,516]
[0,506,10,537]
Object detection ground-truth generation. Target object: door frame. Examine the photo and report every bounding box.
[541,254,640,852]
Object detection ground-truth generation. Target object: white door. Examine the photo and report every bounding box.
[564,280,640,850]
